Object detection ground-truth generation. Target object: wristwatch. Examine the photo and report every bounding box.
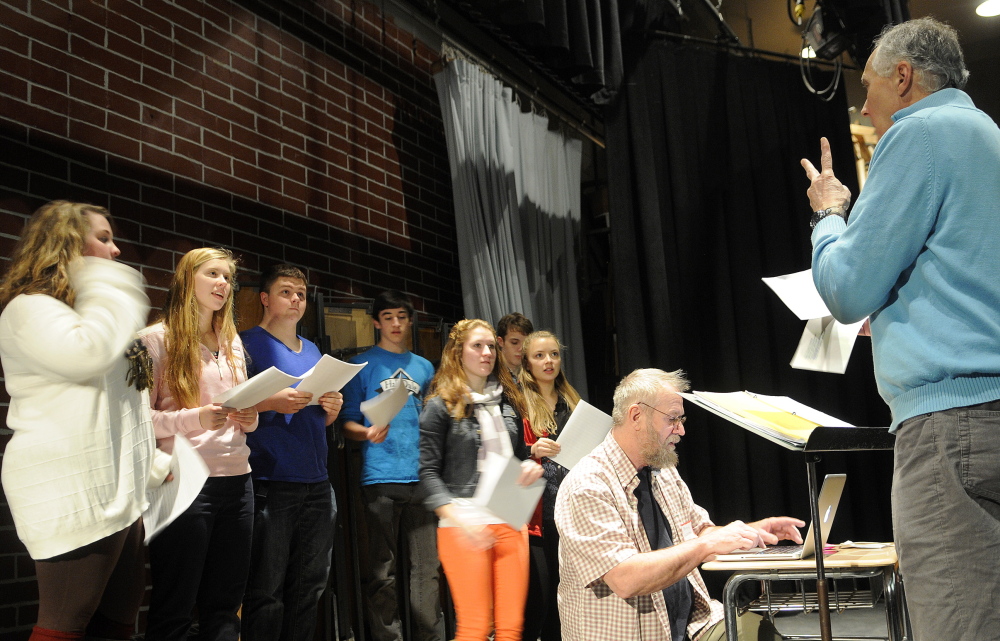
[810,206,847,229]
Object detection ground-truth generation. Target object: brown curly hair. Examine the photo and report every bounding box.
[0,201,109,309]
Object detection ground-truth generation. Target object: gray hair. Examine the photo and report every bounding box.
[871,17,969,92]
[611,368,690,427]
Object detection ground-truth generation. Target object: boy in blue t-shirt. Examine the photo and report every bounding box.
[240,264,344,641]
[341,290,440,641]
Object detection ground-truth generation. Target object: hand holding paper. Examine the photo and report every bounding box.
[199,404,229,430]
[212,366,301,409]
[532,437,561,459]
[213,356,367,410]
[227,406,257,428]
[262,388,314,414]
[366,424,390,444]
[359,382,410,429]
[518,459,544,486]
[317,391,344,420]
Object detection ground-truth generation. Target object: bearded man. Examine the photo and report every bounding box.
[554,369,803,641]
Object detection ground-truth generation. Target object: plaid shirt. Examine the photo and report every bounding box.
[555,432,725,641]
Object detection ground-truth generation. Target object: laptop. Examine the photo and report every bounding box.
[712,473,846,561]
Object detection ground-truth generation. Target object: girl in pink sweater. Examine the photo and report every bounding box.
[141,247,258,641]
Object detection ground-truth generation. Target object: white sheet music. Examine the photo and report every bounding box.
[212,366,301,409]
[359,381,409,427]
[472,453,545,530]
[549,400,613,470]
[296,355,367,404]
[213,356,367,409]
[142,435,210,542]
[790,316,866,374]
[762,269,868,374]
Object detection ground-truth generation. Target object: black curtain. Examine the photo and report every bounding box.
[605,40,895,564]
[468,0,680,103]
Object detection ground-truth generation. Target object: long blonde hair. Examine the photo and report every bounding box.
[520,331,581,437]
[427,318,527,420]
[0,201,108,309]
[160,247,242,408]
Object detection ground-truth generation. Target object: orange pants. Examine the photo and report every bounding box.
[437,524,529,641]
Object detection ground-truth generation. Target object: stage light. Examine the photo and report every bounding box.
[803,5,852,60]
[977,0,1000,17]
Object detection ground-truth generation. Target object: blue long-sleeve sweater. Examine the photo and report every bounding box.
[812,89,1000,430]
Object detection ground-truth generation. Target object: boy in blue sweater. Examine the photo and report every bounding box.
[240,264,344,641]
[341,290,440,641]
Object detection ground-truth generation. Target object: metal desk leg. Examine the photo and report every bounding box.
[882,565,907,641]
[721,572,746,641]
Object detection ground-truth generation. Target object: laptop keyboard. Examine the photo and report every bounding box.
[754,545,803,555]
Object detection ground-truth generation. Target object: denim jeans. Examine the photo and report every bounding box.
[241,479,336,641]
[362,483,442,641]
[146,474,254,641]
[893,399,1000,641]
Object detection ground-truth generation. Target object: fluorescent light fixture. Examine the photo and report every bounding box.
[801,46,817,58]
[977,0,1000,17]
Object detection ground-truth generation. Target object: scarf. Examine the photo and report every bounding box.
[469,378,513,472]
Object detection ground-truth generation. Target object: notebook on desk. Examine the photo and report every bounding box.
[713,473,846,561]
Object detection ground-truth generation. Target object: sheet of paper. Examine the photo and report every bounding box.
[359,381,410,427]
[684,392,806,447]
[296,355,367,404]
[693,391,819,442]
[472,452,545,529]
[762,269,832,320]
[749,393,854,428]
[212,366,302,409]
[790,316,866,374]
[549,400,613,470]
[143,435,210,543]
[681,390,853,449]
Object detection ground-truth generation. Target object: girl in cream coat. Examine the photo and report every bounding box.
[0,201,168,641]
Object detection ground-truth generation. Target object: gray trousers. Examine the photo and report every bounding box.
[893,399,1000,641]
[362,482,443,641]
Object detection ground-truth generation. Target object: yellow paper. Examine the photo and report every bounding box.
[694,391,820,441]
[742,410,819,439]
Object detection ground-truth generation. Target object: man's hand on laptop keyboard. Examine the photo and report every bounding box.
[748,516,807,546]
[699,520,767,558]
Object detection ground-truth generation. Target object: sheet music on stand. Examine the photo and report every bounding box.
[679,391,854,450]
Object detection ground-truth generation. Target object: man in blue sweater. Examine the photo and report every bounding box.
[800,18,1000,641]
[240,264,344,641]
[341,290,440,641]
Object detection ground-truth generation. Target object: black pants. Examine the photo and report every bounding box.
[146,474,254,641]
[522,520,560,641]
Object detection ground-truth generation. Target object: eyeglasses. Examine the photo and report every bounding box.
[638,402,687,426]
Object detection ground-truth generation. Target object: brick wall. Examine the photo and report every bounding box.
[0,0,461,636]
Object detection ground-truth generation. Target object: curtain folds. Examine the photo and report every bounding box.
[606,40,894,546]
[435,59,588,394]
[463,0,677,103]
